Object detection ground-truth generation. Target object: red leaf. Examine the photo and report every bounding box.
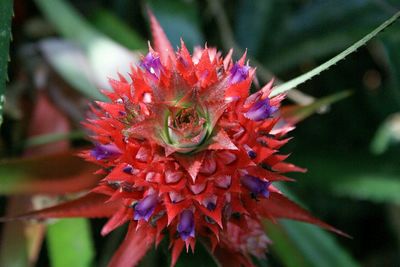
[101,205,131,236]
[147,8,175,65]
[2,193,119,221]
[257,192,349,237]
[0,151,100,195]
[170,239,184,267]
[109,223,155,267]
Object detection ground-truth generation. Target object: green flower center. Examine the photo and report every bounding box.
[163,106,211,153]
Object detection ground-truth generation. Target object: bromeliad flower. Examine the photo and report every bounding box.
[11,12,345,267]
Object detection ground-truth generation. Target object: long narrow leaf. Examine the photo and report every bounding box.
[333,177,400,205]
[47,218,94,267]
[0,0,13,126]
[25,130,85,148]
[35,0,140,95]
[280,220,359,267]
[0,152,99,195]
[264,221,312,267]
[370,113,400,155]
[282,90,352,123]
[271,11,400,96]
[5,193,118,221]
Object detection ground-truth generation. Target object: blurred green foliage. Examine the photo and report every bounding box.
[0,0,13,125]
[1,0,400,266]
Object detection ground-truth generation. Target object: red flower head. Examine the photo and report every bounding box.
[77,12,344,267]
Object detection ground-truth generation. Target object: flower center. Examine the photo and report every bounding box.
[164,107,210,153]
[174,108,200,133]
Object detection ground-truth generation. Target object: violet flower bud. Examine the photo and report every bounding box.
[91,143,122,160]
[177,209,195,241]
[134,194,159,221]
[230,63,250,84]
[140,52,163,78]
[240,174,270,198]
[244,98,277,121]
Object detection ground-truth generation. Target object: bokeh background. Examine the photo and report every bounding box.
[1,0,400,266]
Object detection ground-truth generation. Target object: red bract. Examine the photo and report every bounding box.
[12,12,345,267]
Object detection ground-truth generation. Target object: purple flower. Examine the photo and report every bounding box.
[134,194,159,221]
[90,143,122,160]
[244,98,277,121]
[240,174,270,198]
[140,52,163,78]
[177,210,195,241]
[230,63,250,84]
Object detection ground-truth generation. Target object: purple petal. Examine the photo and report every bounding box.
[244,98,277,121]
[177,210,195,241]
[134,194,159,221]
[240,174,270,198]
[90,143,122,160]
[230,63,250,84]
[140,52,163,78]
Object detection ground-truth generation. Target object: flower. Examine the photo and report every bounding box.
[20,11,344,267]
[90,143,122,160]
[177,209,195,241]
[133,193,158,221]
[240,174,271,198]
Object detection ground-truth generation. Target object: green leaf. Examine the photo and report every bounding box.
[34,0,140,98]
[89,8,146,50]
[279,220,359,267]
[291,151,400,188]
[370,113,400,155]
[24,130,85,148]
[333,177,400,205]
[282,90,352,123]
[264,221,309,267]
[34,0,99,48]
[39,39,105,100]
[270,11,400,97]
[0,0,13,126]
[47,218,94,267]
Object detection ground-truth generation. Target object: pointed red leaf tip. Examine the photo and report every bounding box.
[174,152,205,182]
[1,193,119,221]
[170,239,185,267]
[258,192,350,238]
[109,223,155,267]
[147,8,176,65]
